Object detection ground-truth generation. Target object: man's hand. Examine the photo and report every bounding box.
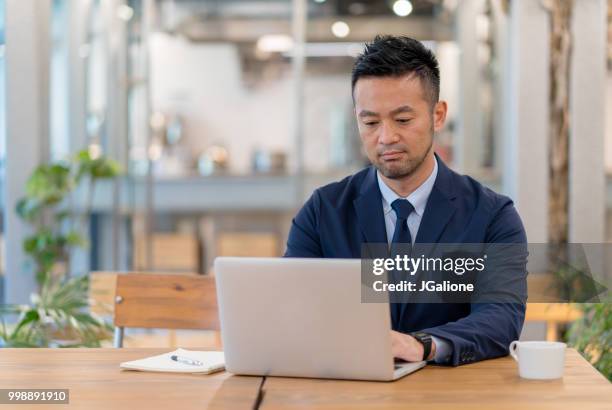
[390,330,436,362]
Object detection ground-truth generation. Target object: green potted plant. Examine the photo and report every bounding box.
[547,250,610,381]
[567,303,611,381]
[0,150,121,347]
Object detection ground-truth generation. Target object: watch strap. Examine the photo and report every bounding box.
[410,332,432,361]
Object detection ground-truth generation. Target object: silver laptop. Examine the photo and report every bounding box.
[214,257,426,381]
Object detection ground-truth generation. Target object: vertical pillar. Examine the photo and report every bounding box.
[143,0,156,270]
[104,0,129,270]
[4,0,52,303]
[502,0,549,242]
[568,0,606,243]
[67,0,91,152]
[292,0,306,201]
[65,0,93,277]
[454,0,484,174]
[490,0,508,173]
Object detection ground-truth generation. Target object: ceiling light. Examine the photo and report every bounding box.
[392,0,413,17]
[331,21,350,38]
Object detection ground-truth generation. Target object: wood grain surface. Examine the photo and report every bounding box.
[260,348,612,410]
[0,348,261,410]
[2,348,609,410]
[114,273,220,330]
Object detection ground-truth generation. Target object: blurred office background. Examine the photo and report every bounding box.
[0,0,610,350]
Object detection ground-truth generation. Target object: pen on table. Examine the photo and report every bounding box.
[171,355,204,366]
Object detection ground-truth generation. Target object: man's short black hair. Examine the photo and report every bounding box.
[351,35,440,106]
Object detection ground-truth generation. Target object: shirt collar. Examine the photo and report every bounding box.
[377,157,438,217]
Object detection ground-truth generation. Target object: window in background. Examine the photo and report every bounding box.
[49,0,113,165]
[0,0,4,166]
[85,0,109,155]
[50,0,70,162]
[0,0,5,299]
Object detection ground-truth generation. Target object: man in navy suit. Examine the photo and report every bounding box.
[285,36,527,366]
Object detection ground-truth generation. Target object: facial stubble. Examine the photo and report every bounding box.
[374,123,434,180]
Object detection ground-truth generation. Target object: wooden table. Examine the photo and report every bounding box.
[1,348,610,409]
[0,348,262,410]
[260,349,612,410]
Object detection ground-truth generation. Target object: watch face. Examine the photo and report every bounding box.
[414,332,430,341]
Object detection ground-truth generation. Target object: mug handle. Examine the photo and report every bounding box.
[509,341,519,362]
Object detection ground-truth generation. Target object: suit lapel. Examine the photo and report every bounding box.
[414,186,457,244]
[353,167,388,247]
[415,157,457,245]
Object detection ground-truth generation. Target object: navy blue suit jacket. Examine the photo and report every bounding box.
[284,156,527,366]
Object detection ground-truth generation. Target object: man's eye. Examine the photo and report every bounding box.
[364,121,379,126]
[396,118,412,124]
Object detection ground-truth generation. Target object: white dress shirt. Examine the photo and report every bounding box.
[376,158,452,364]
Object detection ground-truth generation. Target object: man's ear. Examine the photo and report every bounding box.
[433,100,448,132]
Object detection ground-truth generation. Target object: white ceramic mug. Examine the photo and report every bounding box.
[509,341,566,380]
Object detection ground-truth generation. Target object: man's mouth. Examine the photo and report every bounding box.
[380,150,405,160]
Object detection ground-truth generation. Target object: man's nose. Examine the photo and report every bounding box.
[378,122,399,145]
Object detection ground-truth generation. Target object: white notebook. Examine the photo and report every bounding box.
[120,348,225,374]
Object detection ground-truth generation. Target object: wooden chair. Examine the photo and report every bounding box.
[113,273,220,348]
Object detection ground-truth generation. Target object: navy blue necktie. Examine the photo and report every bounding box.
[391,199,414,249]
[389,199,414,329]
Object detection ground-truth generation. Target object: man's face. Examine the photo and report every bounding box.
[353,74,446,179]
